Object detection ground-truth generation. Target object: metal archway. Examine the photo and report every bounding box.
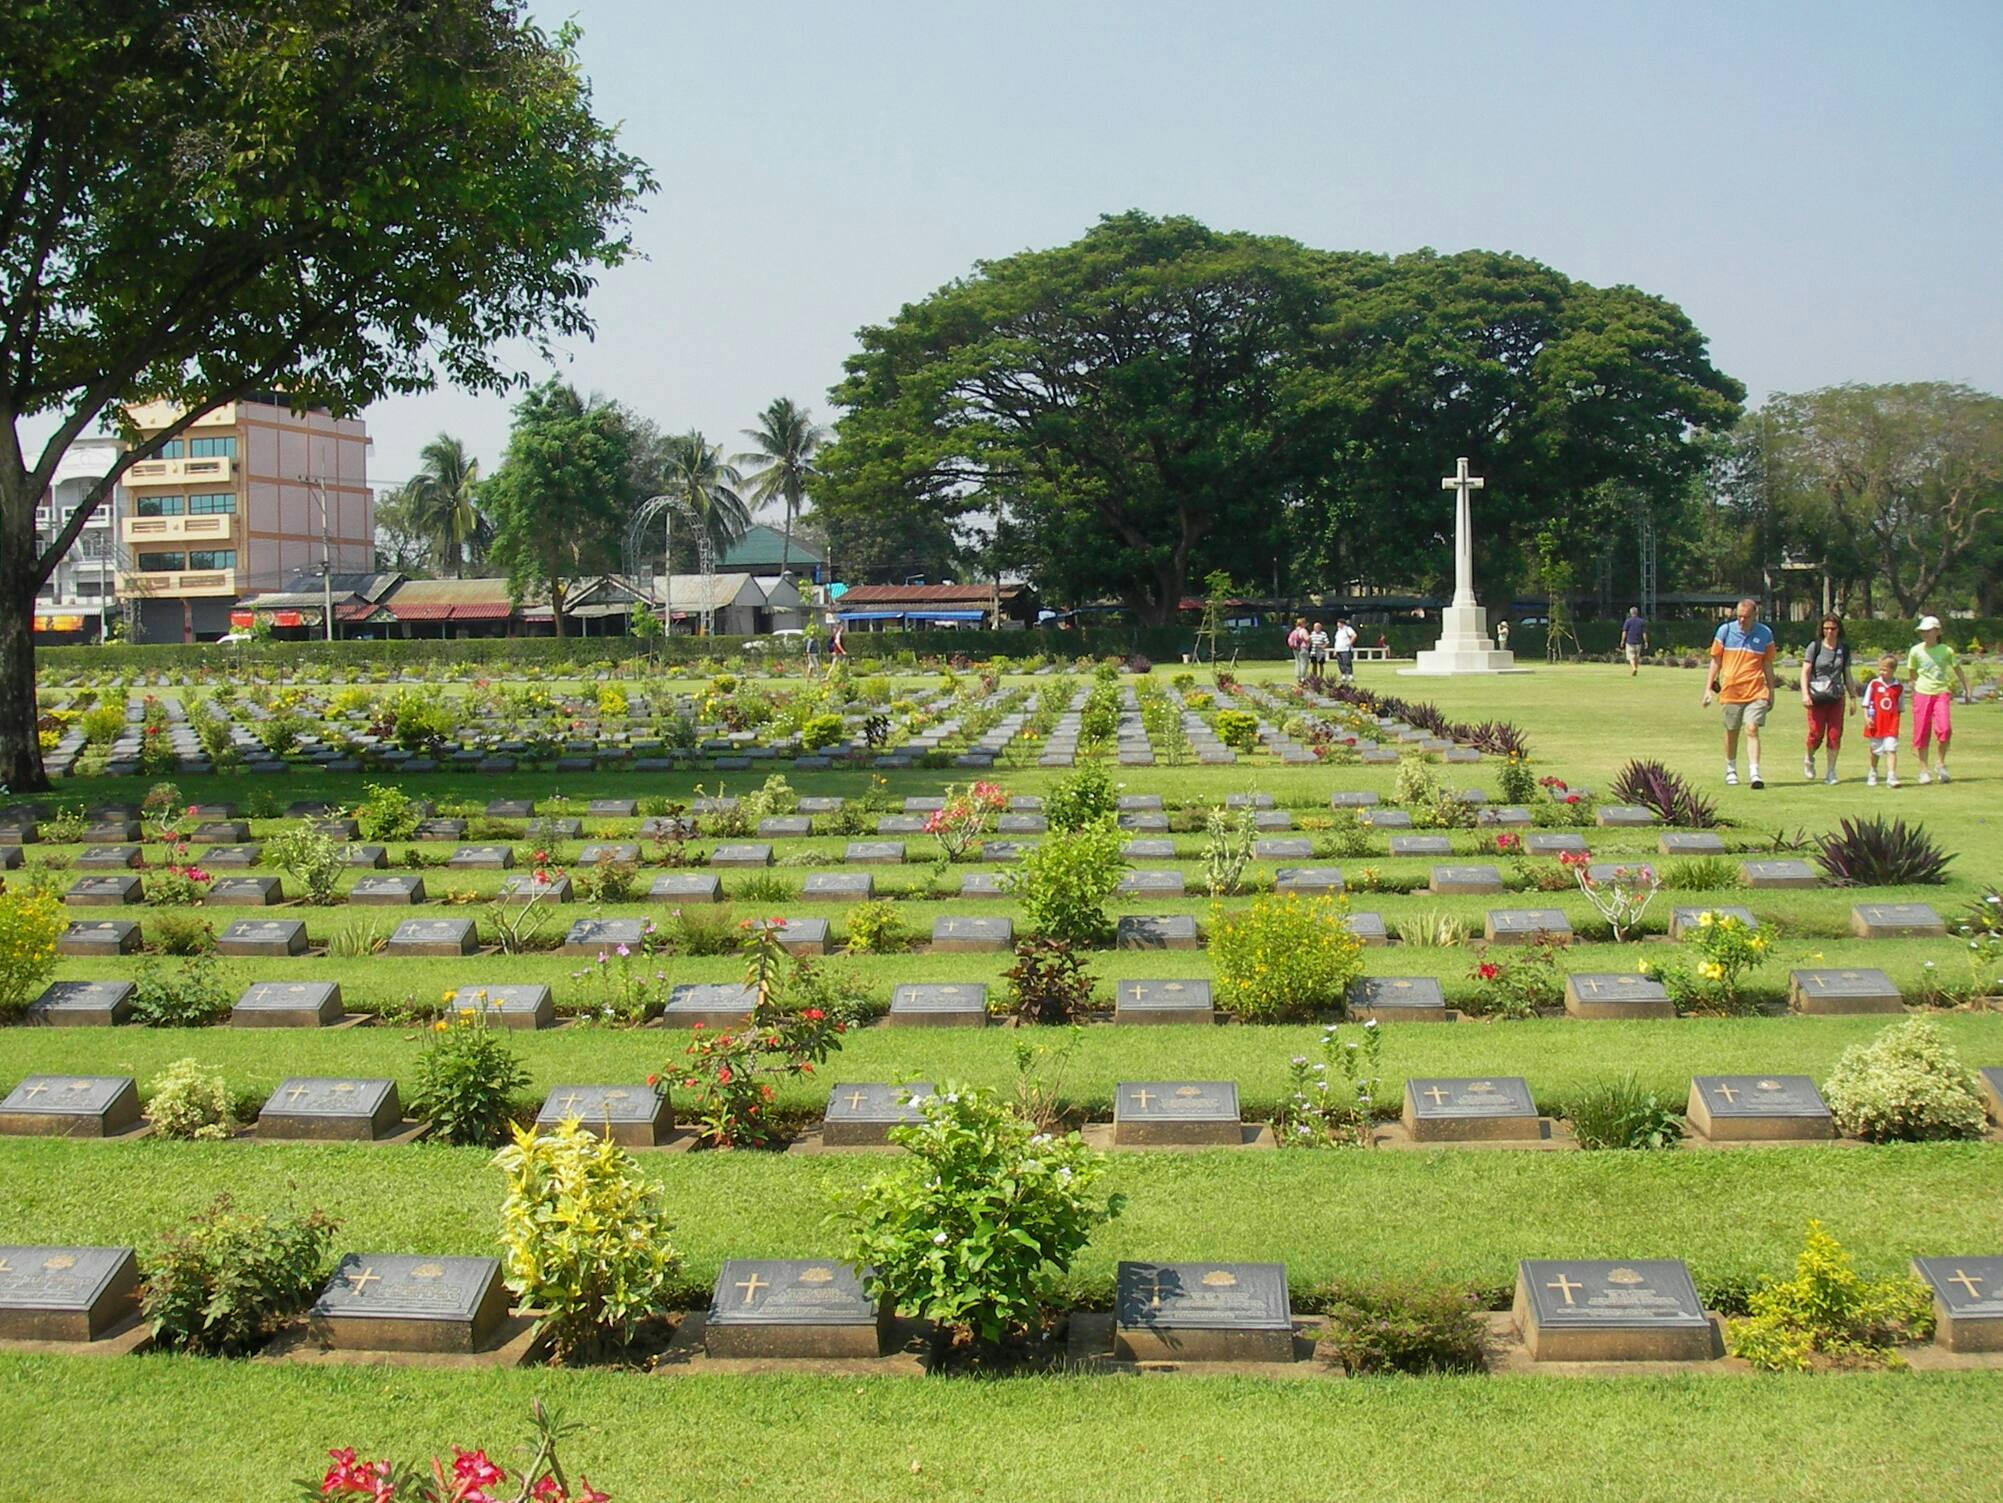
[626,493,717,636]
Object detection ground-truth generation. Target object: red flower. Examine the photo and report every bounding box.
[454,1450,504,1490]
[802,1008,824,1021]
[646,1074,659,1088]
[1476,962,1501,982]
[761,1084,775,1100]
[717,1067,733,1084]
[575,1479,611,1503]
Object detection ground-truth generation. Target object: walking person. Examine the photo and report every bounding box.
[1495,619,1510,652]
[1906,615,1971,783]
[1287,617,1310,683]
[1701,597,1777,788]
[1307,621,1330,688]
[1863,654,1904,787]
[828,612,847,662]
[1800,614,1855,784]
[1333,617,1358,684]
[1621,608,1649,676]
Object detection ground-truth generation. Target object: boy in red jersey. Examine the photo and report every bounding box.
[1862,654,1904,788]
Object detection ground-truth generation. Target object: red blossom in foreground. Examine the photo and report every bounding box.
[1475,962,1502,982]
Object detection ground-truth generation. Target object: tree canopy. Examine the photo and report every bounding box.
[0,0,651,785]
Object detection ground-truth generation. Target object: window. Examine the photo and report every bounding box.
[187,550,235,572]
[138,552,185,572]
[186,492,236,515]
[154,440,184,460]
[136,494,185,517]
[78,532,108,560]
[189,436,237,458]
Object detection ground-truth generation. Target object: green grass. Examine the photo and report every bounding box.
[4,1359,2000,1503]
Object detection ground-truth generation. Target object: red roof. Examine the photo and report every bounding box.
[450,602,513,621]
[387,603,453,622]
[840,583,1022,606]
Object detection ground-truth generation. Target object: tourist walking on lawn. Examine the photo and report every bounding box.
[1621,608,1648,675]
[1702,597,1777,788]
[1907,615,1971,783]
[1307,621,1330,687]
[1333,617,1358,684]
[1863,654,1904,787]
[1800,614,1855,784]
[1287,617,1310,682]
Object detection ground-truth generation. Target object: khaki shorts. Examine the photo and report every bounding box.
[1720,699,1770,731]
[1625,644,1641,665]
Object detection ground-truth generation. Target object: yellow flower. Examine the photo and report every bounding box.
[1698,911,1715,928]
[432,1020,449,1032]
[1698,962,1724,982]
[440,989,457,1004]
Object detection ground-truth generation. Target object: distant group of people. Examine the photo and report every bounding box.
[1700,598,1970,789]
[1287,617,1358,687]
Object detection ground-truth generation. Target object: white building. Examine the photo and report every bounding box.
[34,435,129,640]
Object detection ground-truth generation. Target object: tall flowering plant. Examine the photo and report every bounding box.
[925,781,1008,862]
[1561,849,1660,942]
[306,1400,608,1502]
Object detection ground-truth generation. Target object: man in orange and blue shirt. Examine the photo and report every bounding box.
[1701,597,1777,788]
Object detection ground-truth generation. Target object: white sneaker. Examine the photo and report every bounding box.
[1867,772,1878,787]
[1803,756,1816,780]
[1749,767,1764,789]
[1917,772,1931,785]
[1936,767,1951,784]
[1824,772,1838,786]
[1887,774,1900,788]
[1724,766,1739,786]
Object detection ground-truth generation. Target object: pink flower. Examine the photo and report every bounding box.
[615,944,631,958]
[453,1449,505,1490]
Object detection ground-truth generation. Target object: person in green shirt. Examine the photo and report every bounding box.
[1905,615,1971,784]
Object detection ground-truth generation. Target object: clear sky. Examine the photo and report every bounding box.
[355,1,2003,494]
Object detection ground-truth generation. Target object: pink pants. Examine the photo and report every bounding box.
[1911,692,1952,749]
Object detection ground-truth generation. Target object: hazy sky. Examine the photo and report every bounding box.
[346,2,2003,493]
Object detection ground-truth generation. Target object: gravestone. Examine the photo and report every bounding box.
[663,982,757,1028]
[844,842,904,865]
[217,918,308,956]
[1345,911,1389,946]
[888,983,988,1029]
[903,796,946,813]
[1849,903,1947,939]
[1108,910,1200,951]
[0,1246,141,1340]
[26,980,135,1027]
[1329,791,1379,809]
[709,843,773,868]
[201,844,264,869]
[1741,860,1818,890]
[486,799,534,819]
[1273,866,1343,893]
[192,820,250,843]
[576,844,641,866]
[1253,838,1313,860]
[1477,805,1532,827]
[649,873,721,903]
[1114,1261,1292,1363]
[64,875,141,907]
[560,917,647,955]
[57,920,140,956]
[1685,1075,1832,1142]
[536,1084,673,1147]
[1114,1082,1241,1146]
[1512,1259,1715,1362]
[875,816,927,835]
[1789,968,1902,1015]
[206,876,283,906]
[757,816,811,838]
[1402,1076,1538,1141]
[997,814,1047,834]
[1659,833,1727,856]
[960,872,1007,897]
[76,845,143,870]
[444,984,555,1030]
[705,1259,890,1358]
[1563,972,1674,1021]
[231,980,344,1027]
[1117,812,1170,833]
[797,797,844,815]
[1348,976,1448,1023]
[414,818,466,842]
[0,1076,141,1137]
[803,872,873,901]
[1117,795,1164,812]
[1523,833,1587,856]
[385,918,478,957]
[1360,809,1412,829]
[1483,909,1573,946]
[1911,1257,2003,1353]
[349,874,425,906]
[258,1078,402,1141]
[932,916,1012,952]
[1596,805,1659,828]
[448,845,514,870]
[822,1082,933,1146]
[980,840,1031,863]
[1114,979,1213,1026]
[1389,835,1452,858]
[1669,906,1757,941]
[1120,839,1174,860]
[1980,1067,2003,1127]
[588,799,639,818]
[1117,869,1187,897]
[311,1254,509,1353]
[1430,864,1503,895]
[755,917,828,955]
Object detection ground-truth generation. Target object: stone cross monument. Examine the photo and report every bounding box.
[1400,456,1526,676]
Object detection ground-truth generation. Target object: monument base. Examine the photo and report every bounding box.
[1398,606,1532,676]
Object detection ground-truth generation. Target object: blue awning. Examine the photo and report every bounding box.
[838,611,906,622]
[909,610,986,622]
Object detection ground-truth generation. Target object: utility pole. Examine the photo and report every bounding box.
[301,474,334,642]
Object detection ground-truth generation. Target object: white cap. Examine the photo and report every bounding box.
[1918,615,1942,632]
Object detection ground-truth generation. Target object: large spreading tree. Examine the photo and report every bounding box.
[0,1,651,787]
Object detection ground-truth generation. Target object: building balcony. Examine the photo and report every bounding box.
[123,455,233,486]
[124,401,235,431]
[119,568,236,599]
[122,513,235,546]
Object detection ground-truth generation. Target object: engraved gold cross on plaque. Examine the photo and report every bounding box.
[1949,1269,1985,1299]
[346,1267,381,1294]
[285,1084,312,1103]
[844,1090,867,1110]
[1423,1086,1451,1105]
[736,1272,768,1304]
[556,1091,585,1114]
[1130,1089,1156,1110]
[1546,1273,1582,1305]
[1711,1083,1738,1103]
[19,1082,48,1098]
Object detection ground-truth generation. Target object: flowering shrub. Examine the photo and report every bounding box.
[311,1401,610,1502]
[1213,709,1260,752]
[355,782,422,843]
[1278,1020,1382,1147]
[1043,765,1117,832]
[1728,1222,1934,1371]
[842,898,910,955]
[414,1006,532,1147]
[495,1117,679,1361]
[1463,938,1564,1019]
[142,1193,337,1355]
[131,954,234,1025]
[1005,821,1128,943]
[799,712,846,752]
[1822,1018,1986,1142]
[1201,805,1256,897]
[265,821,346,905]
[567,932,668,1023]
[1496,753,1539,806]
[1654,910,1769,1014]
[0,886,64,1022]
[1209,893,1363,1022]
[837,1085,1122,1344]
[1002,938,1095,1025]
[1491,831,1522,857]
[488,853,570,954]
[1563,850,1660,942]
[145,1057,235,1140]
[148,850,213,906]
[925,781,1008,862]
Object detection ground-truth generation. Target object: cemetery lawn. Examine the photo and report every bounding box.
[6,1356,2002,1503]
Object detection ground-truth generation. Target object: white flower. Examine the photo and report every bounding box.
[1057,1167,1073,1183]
[944,1092,959,1104]
[1022,1159,1041,1173]
[1362,1018,1379,1029]
[933,1231,948,1245]
[1313,1063,1327,1074]
[1290,1055,1308,1066]
[1030,1133,1052,1146]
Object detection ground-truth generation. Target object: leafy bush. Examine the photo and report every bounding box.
[0,886,64,1022]
[1464,938,1565,1019]
[412,1009,531,1147]
[1659,855,1739,891]
[1317,1278,1488,1374]
[41,804,88,842]
[385,689,459,752]
[1278,1020,1382,1147]
[1201,805,1256,897]
[1005,821,1127,943]
[141,1193,337,1356]
[670,904,739,957]
[264,821,345,905]
[132,955,235,1027]
[1395,909,1469,948]
[1611,758,1719,828]
[574,854,638,905]
[1822,1018,1986,1142]
[145,1057,235,1140]
[1496,753,1539,806]
[837,1085,1123,1344]
[254,710,309,758]
[495,1118,680,1361]
[784,958,880,1029]
[1653,910,1770,1014]
[1209,892,1364,1022]
[1002,938,1095,1024]
[1814,815,1952,887]
[79,703,126,745]
[798,712,846,752]
[843,899,910,954]
[731,871,793,904]
[1728,1222,1934,1371]
[354,782,420,843]
[1564,1073,1684,1149]
[1320,809,1373,859]
[1044,765,1117,832]
[1213,709,1260,752]
[1393,752,1442,807]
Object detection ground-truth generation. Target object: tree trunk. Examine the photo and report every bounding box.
[0,573,48,791]
[780,498,793,578]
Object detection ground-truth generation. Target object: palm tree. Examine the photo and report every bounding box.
[406,433,487,576]
[659,430,751,564]
[733,397,826,579]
